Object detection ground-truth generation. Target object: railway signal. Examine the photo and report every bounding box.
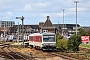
[16,16,24,48]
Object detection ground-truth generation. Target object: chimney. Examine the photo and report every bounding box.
[47,16,50,20]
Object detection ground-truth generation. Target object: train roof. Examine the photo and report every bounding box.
[42,32,55,35]
[29,33,42,36]
[29,32,55,36]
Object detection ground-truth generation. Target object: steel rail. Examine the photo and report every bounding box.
[7,47,28,60]
[49,52,79,60]
[0,45,28,60]
[1,46,16,60]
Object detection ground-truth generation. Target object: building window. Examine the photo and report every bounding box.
[43,30,48,32]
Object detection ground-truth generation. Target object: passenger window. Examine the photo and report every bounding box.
[30,36,33,41]
[36,36,39,40]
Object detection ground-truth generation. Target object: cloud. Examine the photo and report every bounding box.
[65,12,75,16]
[7,12,12,16]
[68,8,89,12]
[80,20,90,26]
[24,4,32,11]
[0,0,90,26]
[3,12,12,19]
[78,8,89,12]
[40,12,74,18]
[15,1,51,13]
[65,7,89,17]
[33,2,51,8]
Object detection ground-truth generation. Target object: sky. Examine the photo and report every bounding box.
[0,0,90,26]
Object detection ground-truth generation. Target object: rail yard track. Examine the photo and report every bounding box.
[49,52,79,60]
[31,48,79,60]
[0,42,84,60]
[0,43,30,60]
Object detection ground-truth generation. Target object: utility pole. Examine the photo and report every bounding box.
[61,9,65,36]
[58,21,60,34]
[4,22,5,43]
[21,16,24,48]
[74,1,79,35]
[17,22,19,44]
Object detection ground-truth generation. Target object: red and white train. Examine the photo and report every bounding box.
[28,32,56,50]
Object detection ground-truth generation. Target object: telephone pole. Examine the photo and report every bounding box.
[74,1,79,35]
[61,9,65,36]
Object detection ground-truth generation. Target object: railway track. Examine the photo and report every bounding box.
[49,52,79,60]
[31,49,79,60]
[0,44,29,60]
[0,43,81,60]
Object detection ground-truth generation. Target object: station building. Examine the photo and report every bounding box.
[0,16,82,37]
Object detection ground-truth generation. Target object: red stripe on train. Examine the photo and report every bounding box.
[29,36,42,42]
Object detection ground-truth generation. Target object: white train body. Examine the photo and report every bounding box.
[29,32,56,50]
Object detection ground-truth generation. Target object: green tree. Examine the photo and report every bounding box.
[67,35,81,52]
[78,27,87,36]
[56,33,68,51]
[87,29,90,36]
[67,27,88,52]
[56,38,68,51]
[56,33,63,40]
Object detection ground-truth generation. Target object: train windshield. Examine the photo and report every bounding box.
[43,35,55,42]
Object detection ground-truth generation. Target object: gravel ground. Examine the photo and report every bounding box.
[12,48,66,60]
[35,56,66,60]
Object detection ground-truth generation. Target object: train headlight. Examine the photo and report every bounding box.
[42,44,45,46]
[50,43,55,46]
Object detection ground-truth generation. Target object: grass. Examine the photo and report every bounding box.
[56,43,90,60]
[79,43,90,48]
[58,51,90,60]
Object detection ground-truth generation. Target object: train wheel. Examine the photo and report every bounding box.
[30,45,33,49]
[35,46,37,49]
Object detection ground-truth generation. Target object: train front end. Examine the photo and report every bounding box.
[42,32,56,51]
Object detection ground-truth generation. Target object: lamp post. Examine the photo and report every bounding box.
[74,1,79,35]
[61,9,65,36]
[16,16,24,48]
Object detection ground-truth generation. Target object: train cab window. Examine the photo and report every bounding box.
[43,35,55,42]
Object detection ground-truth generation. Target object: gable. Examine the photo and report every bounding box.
[42,16,55,28]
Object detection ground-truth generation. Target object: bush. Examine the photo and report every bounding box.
[56,38,68,51]
[67,35,81,52]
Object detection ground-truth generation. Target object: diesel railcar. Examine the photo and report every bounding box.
[29,32,56,50]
